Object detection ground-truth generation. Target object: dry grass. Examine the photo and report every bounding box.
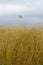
[0,26,43,65]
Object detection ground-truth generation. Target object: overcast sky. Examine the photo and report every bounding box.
[0,0,43,26]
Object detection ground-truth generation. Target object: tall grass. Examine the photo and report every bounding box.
[0,26,43,65]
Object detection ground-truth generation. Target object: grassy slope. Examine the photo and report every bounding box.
[0,26,43,65]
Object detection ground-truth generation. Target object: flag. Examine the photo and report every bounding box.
[19,15,23,19]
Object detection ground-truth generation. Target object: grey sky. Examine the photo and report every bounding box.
[0,0,43,26]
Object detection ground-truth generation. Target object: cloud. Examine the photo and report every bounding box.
[0,4,28,15]
[0,0,43,16]
[0,0,43,26]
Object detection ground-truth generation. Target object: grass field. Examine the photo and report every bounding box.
[0,26,43,65]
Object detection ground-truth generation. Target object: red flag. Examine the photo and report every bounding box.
[19,15,23,19]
